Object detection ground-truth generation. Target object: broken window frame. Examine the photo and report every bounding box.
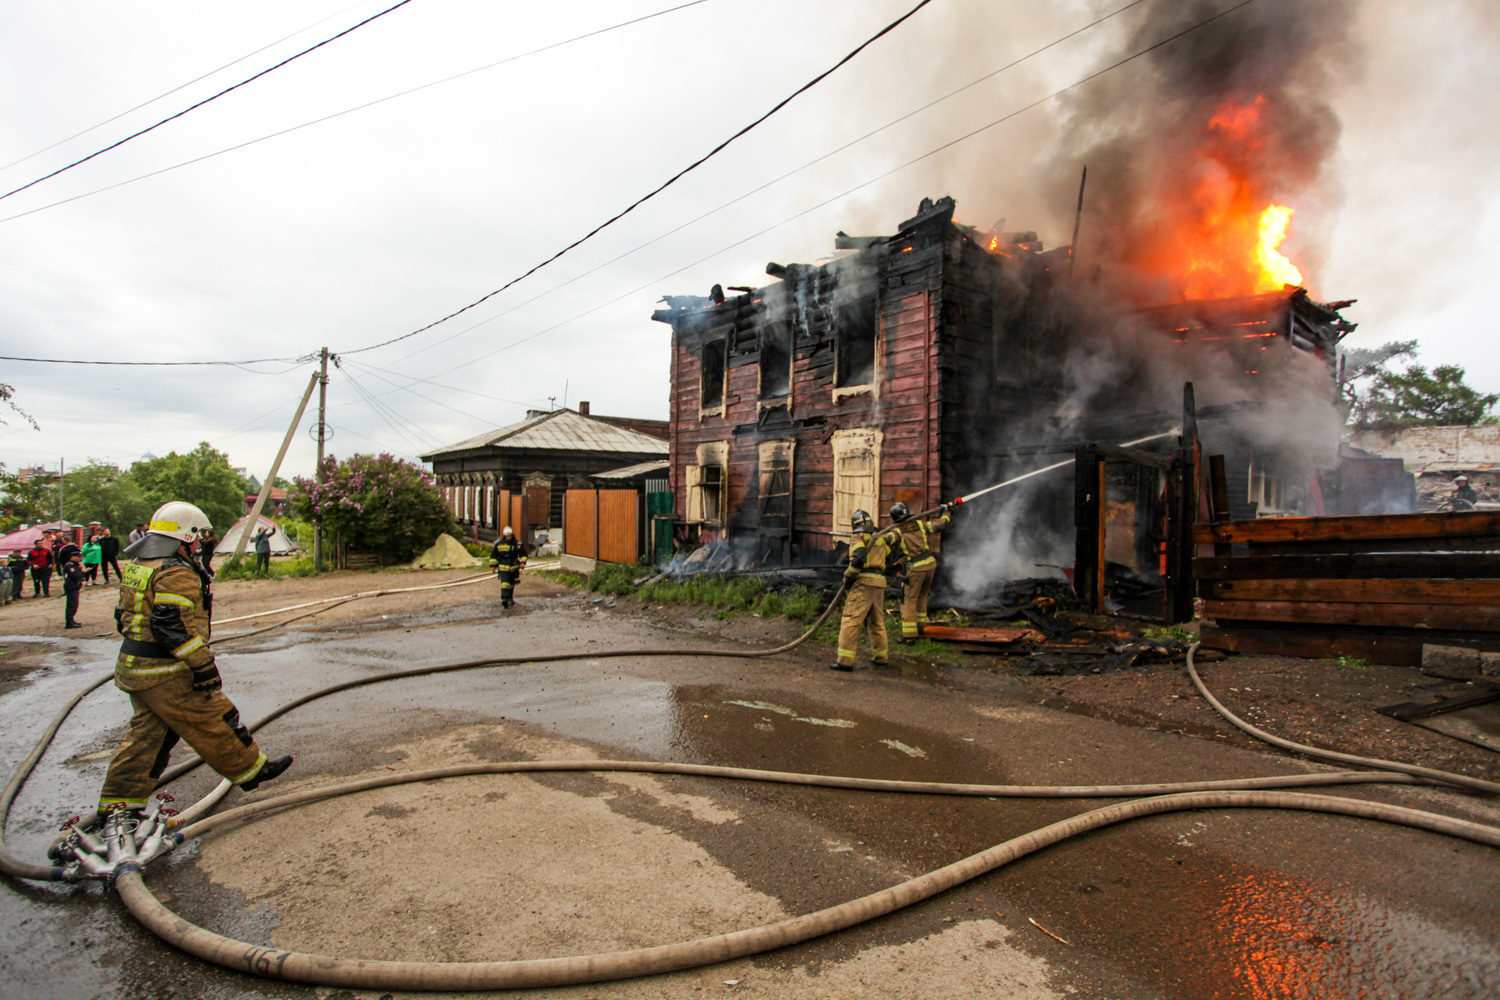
[686,441,730,526]
[833,293,879,399]
[700,339,727,417]
[1247,452,1289,516]
[757,320,793,409]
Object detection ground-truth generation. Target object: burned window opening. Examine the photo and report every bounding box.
[834,296,877,389]
[759,321,792,401]
[700,339,726,413]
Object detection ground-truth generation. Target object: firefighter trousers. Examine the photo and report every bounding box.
[836,579,889,667]
[497,566,520,604]
[99,671,267,811]
[900,563,937,637]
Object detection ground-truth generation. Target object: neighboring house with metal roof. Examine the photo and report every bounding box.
[420,403,668,543]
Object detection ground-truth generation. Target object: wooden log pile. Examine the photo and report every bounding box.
[1194,511,1500,666]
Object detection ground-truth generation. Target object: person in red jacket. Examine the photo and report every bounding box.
[27,539,53,597]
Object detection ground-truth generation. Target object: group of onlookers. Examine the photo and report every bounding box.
[0,526,124,628]
[1,520,235,628]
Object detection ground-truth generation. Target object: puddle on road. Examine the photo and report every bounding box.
[1157,860,1498,999]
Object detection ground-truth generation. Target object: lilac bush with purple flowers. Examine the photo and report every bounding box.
[292,453,453,561]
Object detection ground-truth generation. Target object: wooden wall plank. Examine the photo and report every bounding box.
[1192,510,1500,545]
[597,490,638,564]
[1201,578,1500,605]
[1202,598,1500,631]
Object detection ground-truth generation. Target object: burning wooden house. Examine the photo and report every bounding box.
[652,196,1355,590]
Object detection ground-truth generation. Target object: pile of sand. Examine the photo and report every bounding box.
[410,533,483,570]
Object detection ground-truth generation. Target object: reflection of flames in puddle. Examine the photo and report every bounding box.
[1189,867,1499,1000]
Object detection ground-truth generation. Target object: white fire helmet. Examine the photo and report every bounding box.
[1455,476,1470,484]
[502,525,514,537]
[147,501,212,543]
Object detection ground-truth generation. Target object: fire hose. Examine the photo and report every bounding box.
[5,604,1500,989]
[5,454,1499,988]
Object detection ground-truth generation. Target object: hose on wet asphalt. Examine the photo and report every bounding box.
[4,592,1500,990]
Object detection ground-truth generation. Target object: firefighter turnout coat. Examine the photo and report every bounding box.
[99,550,269,811]
[837,530,893,667]
[897,512,950,637]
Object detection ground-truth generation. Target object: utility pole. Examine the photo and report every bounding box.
[314,347,329,573]
[58,457,64,525]
[229,370,319,565]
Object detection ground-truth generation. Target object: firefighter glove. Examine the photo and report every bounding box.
[191,658,222,692]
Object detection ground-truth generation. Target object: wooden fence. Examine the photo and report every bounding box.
[1194,510,1500,665]
[564,489,641,565]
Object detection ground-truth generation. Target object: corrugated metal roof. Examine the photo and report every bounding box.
[421,409,668,460]
[595,459,670,479]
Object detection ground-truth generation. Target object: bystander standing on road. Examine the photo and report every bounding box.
[62,552,84,628]
[99,528,122,583]
[7,550,27,600]
[128,523,146,544]
[253,525,272,574]
[199,526,219,578]
[0,557,10,606]
[82,535,102,585]
[27,539,53,597]
[54,531,79,569]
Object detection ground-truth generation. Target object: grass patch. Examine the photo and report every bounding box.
[214,556,318,581]
[1326,654,1369,669]
[581,565,832,623]
[1143,624,1196,644]
[533,568,586,588]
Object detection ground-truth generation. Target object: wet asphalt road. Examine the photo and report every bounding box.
[2,591,1499,999]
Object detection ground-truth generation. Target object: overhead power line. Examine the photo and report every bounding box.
[0,0,418,204]
[0,353,309,367]
[377,0,1152,369]
[337,0,938,357]
[0,0,378,175]
[0,0,716,226]
[379,0,1263,391]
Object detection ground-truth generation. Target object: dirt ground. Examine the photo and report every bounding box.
[4,562,1495,787]
[0,561,570,641]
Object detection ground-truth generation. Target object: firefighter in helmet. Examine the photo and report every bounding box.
[489,525,528,608]
[832,509,892,671]
[890,500,955,641]
[1452,475,1479,508]
[98,501,292,816]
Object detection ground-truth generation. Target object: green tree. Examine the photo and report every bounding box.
[291,453,453,561]
[1352,362,1499,429]
[0,465,58,527]
[1,383,37,430]
[130,442,251,532]
[59,459,153,535]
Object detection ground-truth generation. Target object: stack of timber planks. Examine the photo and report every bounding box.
[1194,511,1500,666]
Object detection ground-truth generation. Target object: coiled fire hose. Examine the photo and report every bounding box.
[5,574,1500,988]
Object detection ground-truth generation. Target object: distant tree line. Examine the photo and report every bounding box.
[1341,340,1498,429]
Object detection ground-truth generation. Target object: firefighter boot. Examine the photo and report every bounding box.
[240,755,294,792]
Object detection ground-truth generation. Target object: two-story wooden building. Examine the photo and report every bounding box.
[651,196,1354,572]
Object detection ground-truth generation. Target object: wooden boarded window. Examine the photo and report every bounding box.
[524,474,551,527]
[700,339,727,414]
[758,321,792,401]
[831,428,882,535]
[834,296,877,388]
[758,440,795,529]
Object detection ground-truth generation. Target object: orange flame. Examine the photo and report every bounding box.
[1126,95,1306,300]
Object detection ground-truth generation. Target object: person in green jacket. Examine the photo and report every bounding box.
[82,535,103,585]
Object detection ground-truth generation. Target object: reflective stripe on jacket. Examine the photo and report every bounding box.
[847,531,892,585]
[898,513,950,570]
[490,538,528,570]
[113,554,214,692]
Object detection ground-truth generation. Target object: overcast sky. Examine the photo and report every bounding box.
[1,0,1497,484]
